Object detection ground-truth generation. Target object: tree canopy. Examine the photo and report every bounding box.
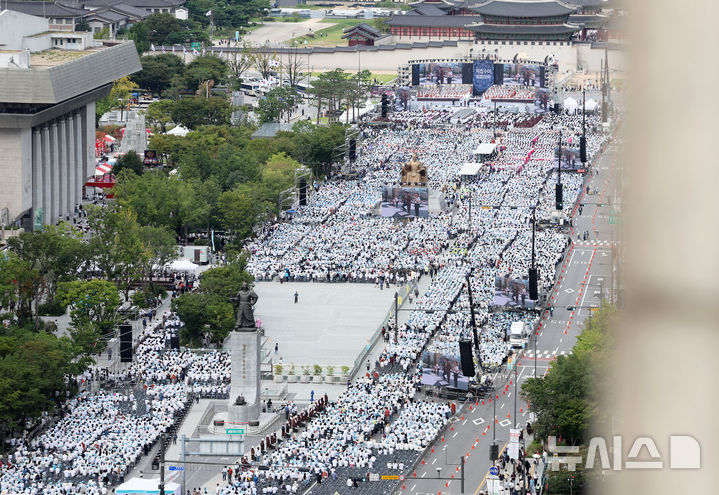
[172,258,252,345]
[521,306,614,446]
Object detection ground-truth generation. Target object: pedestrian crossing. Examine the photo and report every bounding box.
[524,349,571,358]
[574,240,614,248]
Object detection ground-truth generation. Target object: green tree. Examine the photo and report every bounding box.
[171,260,252,345]
[218,184,259,241]
[95,76,136,124]
[128,21,150,54]
[258,152,302,211]
[6,227,85,329]
[183,56,228,92]
[291,121,346,177]
[133,54,184,95]
[113,170,184,231]
[0,327,82,439]
[256,86,300,124]
[145,12,181,44]
[0,253,40,327]
[114,150,145,176]
[93,27,110,40]
[138,225,177,287]
[228,41,255,89]
[57,279,121,335]
[170,96,232,129]
[521,306,613,446]
[308,69,351,124]
[145,99,177,133]
[86,204,147,301]
[76,20,91,32]
[198,259,253,300]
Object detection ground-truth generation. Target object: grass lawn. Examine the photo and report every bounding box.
[307,72,396,84]
[290,19,366,47]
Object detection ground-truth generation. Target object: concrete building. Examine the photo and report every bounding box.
[0,10,141,229]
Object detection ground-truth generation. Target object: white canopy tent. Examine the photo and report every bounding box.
[167,125,190,137]
[167,259,199,275]
[459,162,482,176]
[473,142,497,156]
[584,99,598,112]
[116,478,181,495]
[563,97,578,114]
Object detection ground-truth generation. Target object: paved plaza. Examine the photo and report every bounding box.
[254,281,397,367]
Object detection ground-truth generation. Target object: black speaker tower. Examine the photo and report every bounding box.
[529,268,539,300]
[349,139,356,162]
[119,324,133,363]
[555,183,563,210]
[299,178,307,206]
[458,339,475,377]
[170,331,180,350]
[381,94,388,117]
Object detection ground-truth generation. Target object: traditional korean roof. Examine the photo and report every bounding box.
[467,21,579,34]
[341,22,382,40]
[409,5,448,15]
[388,15,476,27]
[471,0,576,17]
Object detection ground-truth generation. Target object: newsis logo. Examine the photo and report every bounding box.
[547,435,701,470]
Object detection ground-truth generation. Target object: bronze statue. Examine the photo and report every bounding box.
[400,152,428,186]
[232,282,258,331]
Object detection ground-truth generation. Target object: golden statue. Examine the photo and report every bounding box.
[400,152,428,186]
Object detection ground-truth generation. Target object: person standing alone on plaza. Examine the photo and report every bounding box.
[294,291,298,303]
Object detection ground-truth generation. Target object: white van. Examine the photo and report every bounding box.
[509,321,526,348]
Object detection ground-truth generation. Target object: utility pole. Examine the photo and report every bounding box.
[394,291,399,343]
[468,188,472,233]
[534,325,537,377]
[159,433,166,495]
[493,100,497,138]
[460,455,465,493]
[180,435,186,495]
[513,364,517,428]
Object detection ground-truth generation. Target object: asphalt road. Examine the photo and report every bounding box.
[407,141,620,495]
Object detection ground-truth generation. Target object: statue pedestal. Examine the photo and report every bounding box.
[224,329,261,425]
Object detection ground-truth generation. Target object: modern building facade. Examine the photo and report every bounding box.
[0,11,141,229]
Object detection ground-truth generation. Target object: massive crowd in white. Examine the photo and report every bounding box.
[0,108,608,495]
